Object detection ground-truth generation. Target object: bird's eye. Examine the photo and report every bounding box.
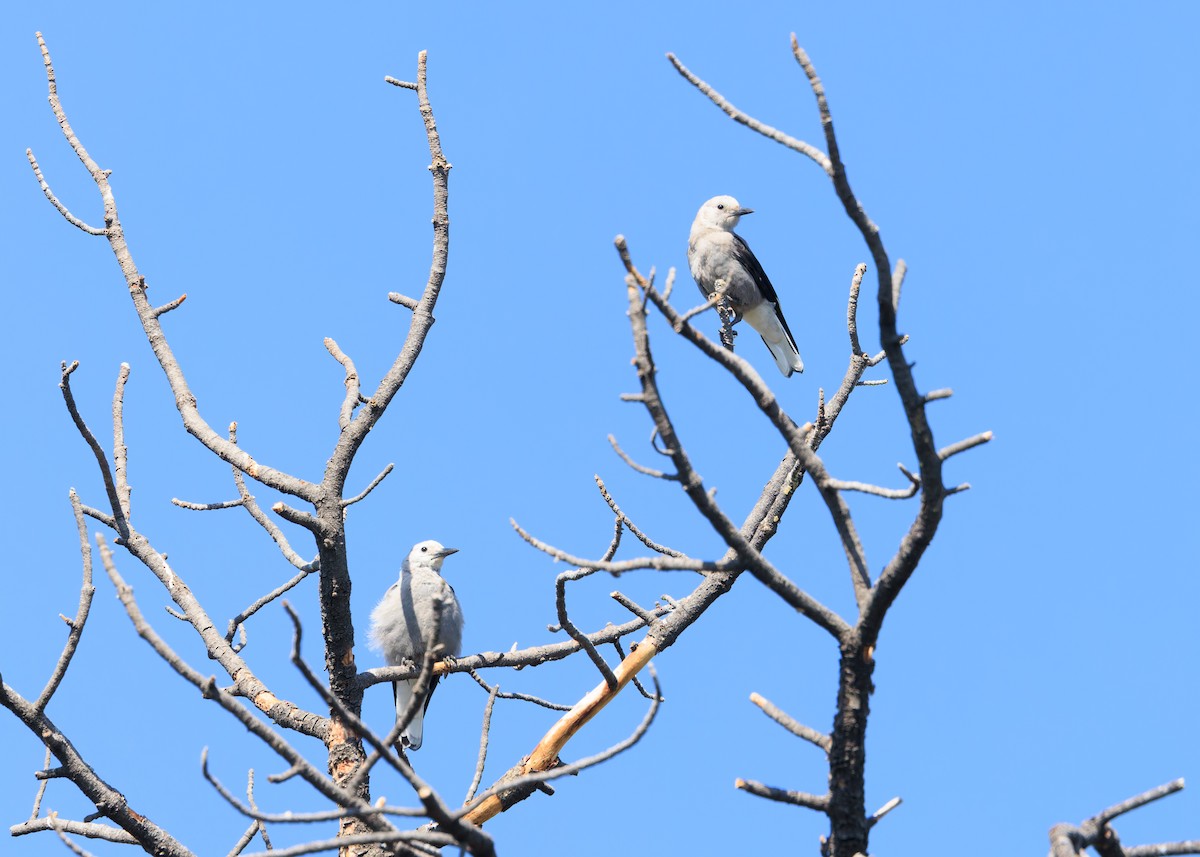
[716,203,725,210]
[420,546,428,553]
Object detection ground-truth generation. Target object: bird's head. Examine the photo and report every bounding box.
[403,540,459,574]
[695,195,753,231]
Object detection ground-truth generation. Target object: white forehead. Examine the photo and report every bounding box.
[408,539,446,558]
[704,194,740,210]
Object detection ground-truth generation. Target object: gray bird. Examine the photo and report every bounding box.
[369,540,464,751]
[688,195,805,376]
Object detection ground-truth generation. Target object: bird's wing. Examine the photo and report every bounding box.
[731,232,779,303]
[731,233,800,348]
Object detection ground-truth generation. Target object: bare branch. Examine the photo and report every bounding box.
[46,815,99,857]
[464,683,500,804]
[200,752,425,824]
[281,604,493,856]
[610,591,658,624]
[171,497,247,511]
[151,293,188,318]
[461,663,661,824]
[868,796,903,828]
[735,778,830,812]
[612,639,659,701]
[25,148,105,234]
[607,433,680,481]
[891,259,907,312]
[749,692,830,752]
[1049,780,1196,857]
[466,669,571,711]
[512,519,717,575]
[226,821,260,857]
[674,291,722,329]
[11,816,137,845]
[225,563,318,647]
[595,476,683,556]
[34,33,317,502]
[937,431,994,461]
[324,49,453,495]
[342,462,394,508]
[846,262,868,357]
[35,491,96,713]
[240,831,452,857]
[554,568,618,690]
[324,337,361,431]
[828,462,921,500]
[111,362,132,521]
[666,53,832,173]
[95,543,381,822]
[357,607,671,689]
[1098,779,1185,825]
[271,501,332,537]
[59,362,128,540]
[387,291,421,308]
[226,423,312,571]
[1125,844,1200,857]
[617,239,858,632]
[1,677,190,854]
[28,748,53,820]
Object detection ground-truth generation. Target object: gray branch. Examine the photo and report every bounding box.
[1048,779,1198,857]
[34,491,96,714]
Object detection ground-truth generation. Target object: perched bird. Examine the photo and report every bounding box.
[369,540,464,751]
[688,195,805,377]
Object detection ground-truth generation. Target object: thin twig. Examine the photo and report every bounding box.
[512,519,718,575]
[28,748,53,821]
[612,639,658,701]
[665,53,832,174]
[244,770,272,852]
[460,665,662,824]
[748,692,830,752]
[937,431,994,461]
[324,337,361,431]
[846,263,868,357]
[867,796,902,829]
[111,362,132,520]
[25,149,105,234]
[607,434,680,481]
[59,361,128,541]
[342,463,394,507]
[466,670,570,711]
[464,683,501,803]
[357,607,672,689]
[595,476,682,556]
[735,779,830,812]
[225,564,318,647]
[172,497,247,511]
[226,423,312,571]
[151,293,188,318]
[12,815,137,845]
[35,491,96,713]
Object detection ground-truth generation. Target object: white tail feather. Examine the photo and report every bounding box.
[741,303,804,377]
[394,680,424,750]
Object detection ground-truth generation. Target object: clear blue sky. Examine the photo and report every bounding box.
[3,4,1198,855]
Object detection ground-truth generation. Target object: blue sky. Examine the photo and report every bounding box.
[2,3,1198,855]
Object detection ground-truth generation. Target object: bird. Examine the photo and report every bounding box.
[688,195,804,377]
[369,539,464,751]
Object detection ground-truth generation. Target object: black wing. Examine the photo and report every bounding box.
[730,232,800,349]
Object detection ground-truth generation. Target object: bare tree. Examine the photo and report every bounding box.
[4,29,1195,857]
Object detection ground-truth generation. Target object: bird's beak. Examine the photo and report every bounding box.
[735,207,754,216]
[436,547,460,558]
